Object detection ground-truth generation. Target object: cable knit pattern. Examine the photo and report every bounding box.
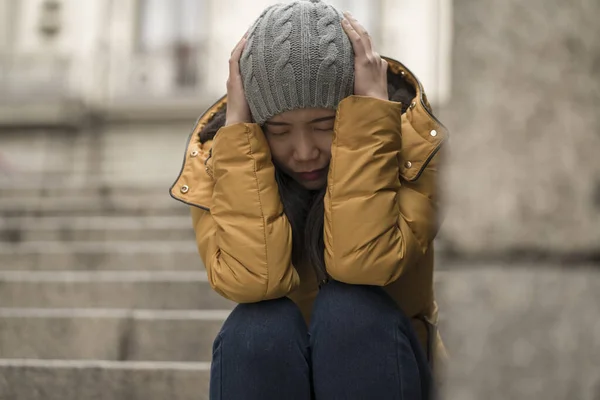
[241,11,269,121]
[315,3,339,107]
[271,3,298,111]
[240,0,354,125]
[255,7,279,118]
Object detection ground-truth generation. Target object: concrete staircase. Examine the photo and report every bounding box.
[0,177,235,400]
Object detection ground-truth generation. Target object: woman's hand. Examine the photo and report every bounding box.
[225,34,252,126]
[341,12,388,101]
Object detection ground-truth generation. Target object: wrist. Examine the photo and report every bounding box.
[225,116,251,126]
[361,92,388,101]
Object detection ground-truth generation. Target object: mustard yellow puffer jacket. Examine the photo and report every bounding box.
[170,57,449,374]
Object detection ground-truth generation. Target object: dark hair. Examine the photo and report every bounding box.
[199,69,416,282]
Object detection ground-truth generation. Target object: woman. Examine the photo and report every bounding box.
[170,0,448,398]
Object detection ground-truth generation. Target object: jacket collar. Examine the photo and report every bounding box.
[169,56,448,207]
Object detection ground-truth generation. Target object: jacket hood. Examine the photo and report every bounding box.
[169,56,448,209]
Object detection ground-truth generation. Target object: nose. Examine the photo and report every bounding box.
[293,132,319,162]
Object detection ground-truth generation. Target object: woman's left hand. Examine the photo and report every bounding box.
[341,12,388,101]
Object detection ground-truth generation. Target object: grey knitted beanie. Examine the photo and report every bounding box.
[240,0,355,125]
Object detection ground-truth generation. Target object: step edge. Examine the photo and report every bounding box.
[0,270,208,282]
[0,308,232,320]
[0,359,211,370]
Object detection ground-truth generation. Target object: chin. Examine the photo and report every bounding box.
[299,178,327,190]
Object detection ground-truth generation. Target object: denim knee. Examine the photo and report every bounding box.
[309,281,433,400]
[310,280,406,334]
[216,297,308,364]
[211,298,313,400]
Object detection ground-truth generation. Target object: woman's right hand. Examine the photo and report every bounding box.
[225,34,252,126]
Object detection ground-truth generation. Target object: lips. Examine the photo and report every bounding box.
[296,167,328,181]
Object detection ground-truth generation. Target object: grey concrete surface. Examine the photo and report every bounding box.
[0,214,195,241]
[0,242,201,271]
[0,181,170,199]
[1,224,194,242]
[0,174,218,398]
[0,309,227,362]
[0,360,210,400]
[438,0,600,255]
[0,194,188,217]
[436,262,600,400]
[0,271,234,309]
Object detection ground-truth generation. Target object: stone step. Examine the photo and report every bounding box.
[0,241,201,271]
[0,194,188,217]
[0,308,227,362]
[0,271,235,309]
[0,359,209,400]
[0,215,194,242]
[0,215,191,228]
[0,180,170,198]
[3,227,193,242]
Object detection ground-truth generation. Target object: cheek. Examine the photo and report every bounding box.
[266,138,293,167]
[317,132,333,161]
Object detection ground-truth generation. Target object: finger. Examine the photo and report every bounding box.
[229,37,247,78]
[381,58,389,77]
[230,33,247,57]
[381,58,388,70]
[341,17,366,56]
[343,11,373,54]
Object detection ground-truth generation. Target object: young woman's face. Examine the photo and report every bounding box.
[264,108,335,190]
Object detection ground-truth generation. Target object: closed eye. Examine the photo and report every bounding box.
[267,130,290,136]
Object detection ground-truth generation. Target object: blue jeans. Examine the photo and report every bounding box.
[210,280,434,400]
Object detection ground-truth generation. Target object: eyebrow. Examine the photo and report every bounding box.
[264,116,335,126]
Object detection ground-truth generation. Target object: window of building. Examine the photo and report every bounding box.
[136,0,208,88]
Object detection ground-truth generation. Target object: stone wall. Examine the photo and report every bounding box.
[437,263,600,400]
[433,2,600,398]
[438,0,600,256]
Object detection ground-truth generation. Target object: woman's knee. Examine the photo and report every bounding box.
[309,281,432,399]
[216,297,308,363]
[311,280,404,331]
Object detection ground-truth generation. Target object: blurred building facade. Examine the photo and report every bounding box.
[0,0,451,180]
[0,0,597,254]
